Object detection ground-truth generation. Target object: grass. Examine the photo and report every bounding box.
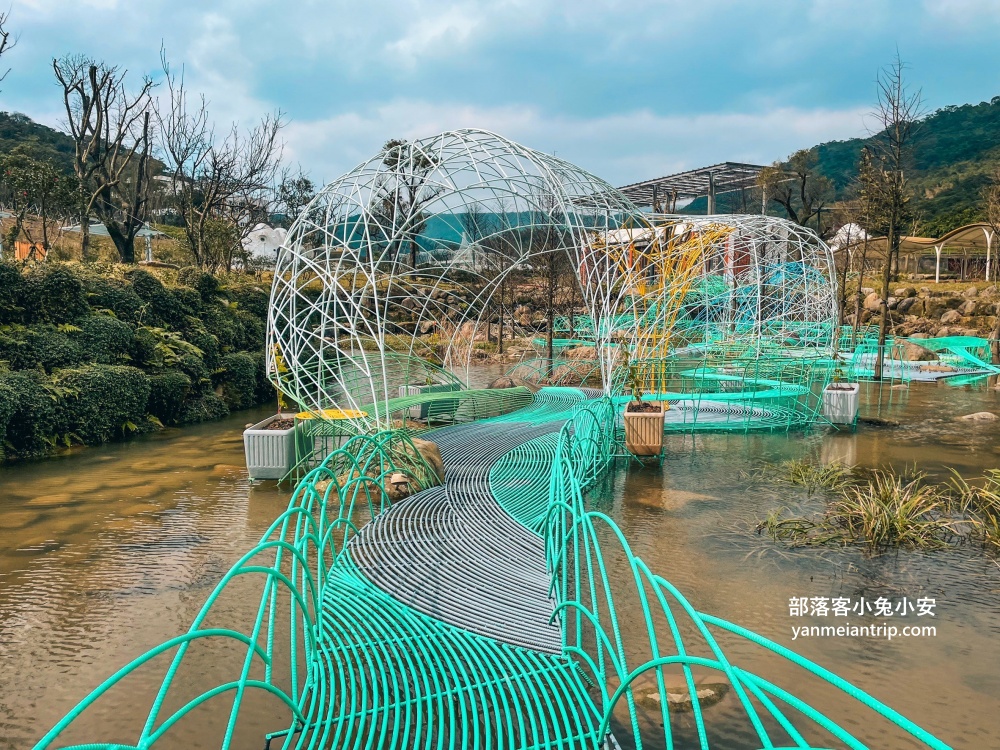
[758,461,1000,554]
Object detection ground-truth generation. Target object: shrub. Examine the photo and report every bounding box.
[147,370,192,425]
[178,267,221,302]
[220,351,258,410]
[201,305,241,351]
[0,378,15,458]
[228,285,269,319]
[21,263,90,324]
[77,316,134,364]
[177,353,212,394]
[0,370,61,458]
[184,329,220,370]
[0,262,25,324]
[83,277,145,323]
[0,325,84,372]
[125,269,186,327]
[234,309,265,351]
[178,391,229,424]
[56,364,151,444]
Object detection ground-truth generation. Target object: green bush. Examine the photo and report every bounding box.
[21,263,90,323]
[228,285,269,319]
[83,277,145,323]
[177,352,212,394]
[184,329,220,370]
[125,269,187,327]
[234,309,265,351]
[220,351,258,409]
[201,305,241,351]
[178,267,221,302]
[0,370,61,458]
[147,370,192,425]
[178,391,229,424]
[77,316,134,364]
[57,365,151,444]
[0,262,24,324]
[0,378,15,459]
[0,325,84,372]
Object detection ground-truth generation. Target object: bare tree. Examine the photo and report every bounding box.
[376,139,443,268]
[981,166,1000,362]
[156,55,284,270]
[53,55,155,263]
[0,11,17,90]
[758,149,832,228]
[868,54,923,379]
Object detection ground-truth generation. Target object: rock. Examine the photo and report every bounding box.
[894,286,917,298]
[418,321,436,334]
[860,416,900,427]
[981,285,999,299]
[863,292,882,312]
[910,332,931,339]
[940,309,962,325]
[548,365,584,385]
[896,297,916,314]
[899,340,938,361]
[964,285,979,298]
[886,296,900,310]
[410,438,445,484]
[960,412,998,421]
[919,286,931,294]
[959,300,978,316]
[860,287,875,296]
[488,376,519,389]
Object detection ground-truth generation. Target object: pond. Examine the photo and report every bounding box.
[1,378,997,749]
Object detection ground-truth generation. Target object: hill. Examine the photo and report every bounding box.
[0,111,76,173]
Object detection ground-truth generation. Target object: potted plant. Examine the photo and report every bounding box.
[244,388,297,480]
[622,353,665,456]
[399,377,461,420]
[822,366,860,426]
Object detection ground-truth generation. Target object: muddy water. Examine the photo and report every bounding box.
[0,378,998,748]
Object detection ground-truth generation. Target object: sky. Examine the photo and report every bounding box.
[2,0,999,187]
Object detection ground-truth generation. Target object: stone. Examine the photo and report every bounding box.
[910,332,931,339]
[959,300,978,316]
[863,292,882,312]
[886,296,899,310]
[894,286,917,298]
[960,412,998,421]
[980,285,999,299]
[940,309,962,325]
[860,287,875,296]
[899,340,938,361]
[896,297,916,314]
[419,321,435,334]
[488,376,519,389]
[548,365,584,385]
[410,438,445,484]
[964,285,979,298]
[919,286,931,294]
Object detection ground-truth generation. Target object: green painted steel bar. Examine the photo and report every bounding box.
[37,388,950,749]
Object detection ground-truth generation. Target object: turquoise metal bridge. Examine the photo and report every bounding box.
[37,388,950,749]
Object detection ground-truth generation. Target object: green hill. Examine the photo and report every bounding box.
[0,111,76,173]
[807,96,1000,236]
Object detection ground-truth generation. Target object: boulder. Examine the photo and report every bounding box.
[910,332,931,339]
[919,286,931,295]
[960,412,999,422]
[410,438,446,484]
[959,300,978,316]
[886,296,900,310]
[894,286,917,299]
[980,285,999,299]
[488,375,519,389]
[896,297,917,314]
[963,285,979,298]
[860,287,876,297]
[863,292,883,312]
[940,309,962,325]
[899,340,938,362]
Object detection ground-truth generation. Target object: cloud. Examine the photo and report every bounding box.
[284,100,869,186]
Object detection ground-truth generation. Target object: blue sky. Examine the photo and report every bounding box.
[2,0,999,186]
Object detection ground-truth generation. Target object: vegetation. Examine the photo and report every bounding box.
[0,260,275,461]
[758,460,1000,553]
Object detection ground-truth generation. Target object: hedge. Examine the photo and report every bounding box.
[146,370,192,425]
[0,260,276,461]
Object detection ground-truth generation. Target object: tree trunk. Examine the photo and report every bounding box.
[874,221,897,381]
[991,303,1000,365]
[546,252,555,374]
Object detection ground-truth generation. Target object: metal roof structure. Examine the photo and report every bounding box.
[618,161,767,212]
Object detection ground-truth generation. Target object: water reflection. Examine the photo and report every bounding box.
[0,378,997,748]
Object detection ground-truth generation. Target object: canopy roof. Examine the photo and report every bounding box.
[618,162,766,207]
[836,222,996,258]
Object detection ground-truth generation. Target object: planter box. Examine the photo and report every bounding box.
[623,401,666,456]
[243,414,297,480]
[399,383,461,420]
[822,383,860,425]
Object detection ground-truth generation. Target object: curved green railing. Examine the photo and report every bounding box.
[36,389,950,749]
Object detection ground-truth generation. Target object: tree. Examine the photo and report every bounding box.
[375,139,442,268]
[0,149,80,255]
[156,55,284,271]
[53,55,155,263]
[758,149,833,229]
[276,169,315,228]
[0,11,17,91]
[868,55,923,379]
[980,166,1000,362]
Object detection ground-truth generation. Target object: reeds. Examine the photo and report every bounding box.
[758,461,1000,554]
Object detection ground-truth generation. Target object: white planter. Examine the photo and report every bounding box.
[243,413,297,480]
[399,383,461,420]
[822,383,860,425]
